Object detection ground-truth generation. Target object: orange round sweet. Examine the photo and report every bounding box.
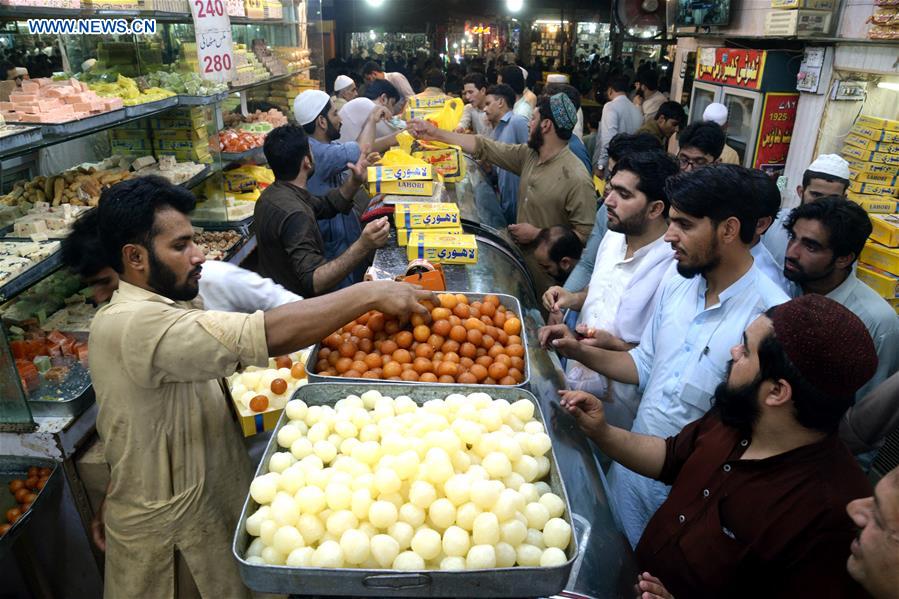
[508,335,522,346]
[345,370,362,378]
[415,344,435,359]
[479,301,496,317]
[449,325,467,343]
[395,331,414,349]
[362,370,381,379]
[470,364,489,382]
[351,360,369,374]
[368,313,385,332]
[439,375,456,384]
[484,377,497,385]
[328,352,340,366]
[324,333,342,349]
[488,345,505,358]
[413,325,431,343]
[402,362,415,371]
[455,293,469,305]
[385,320,400,335]
[319,347,332,359]
[354,351,367,362]
[453,303,470,319]
[465,318,487,333]
[493,312,507,327]
[411,312,430,327]
[488,362,509,380]
[459,342,477,359]
[400,369,420,382]
[383,361,403,378]
[460,357,474,369]
[274,356,292,369]
[352,325,372,339]
[483,294,500,306]
[431,307,452,321]
[467,329,483,346]
[437,362,459,377]
[441,340,460,354]
[449,315,462,327]
[496,331,510,345]
[504,318,522,336]
[270,378,288,395]
[481,335,495,350]
[499,376,517,386]
[506,344,525,358]
[339,341,356,358]
[438,293,458,309]
[250,395,269,412]
[392,349,412,364]
[358,338,373,353]
[511,356,525,370]
[380,340,398,355]
[316,359,329,373]
[457,372,477,384]
[420,372,439,382]
[508,368,524,383]
[495,354,513,367]
[335,357,353,373]
[365,354,383,369]
[443,352,460,364]
[413,357,434,374]
[475,355,493,367]
[431,319,452,337]
[427,334,445,349]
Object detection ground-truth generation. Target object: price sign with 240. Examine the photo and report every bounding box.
[189,0,235,83]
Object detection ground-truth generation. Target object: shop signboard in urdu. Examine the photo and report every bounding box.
[695,48,767,90]
[754,92,799,172]
[189,0,236,83]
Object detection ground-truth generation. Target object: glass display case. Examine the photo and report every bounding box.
[0,0,323,430]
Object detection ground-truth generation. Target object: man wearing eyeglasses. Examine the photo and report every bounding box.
[675,122,726,173]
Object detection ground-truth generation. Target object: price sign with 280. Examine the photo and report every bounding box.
[188,0,235,82]
[204,53,232,73]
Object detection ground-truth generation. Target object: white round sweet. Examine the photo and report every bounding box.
[465,544,497,569]
[540,547,567,567]
[543,517,572,549]
[370,534,400,568]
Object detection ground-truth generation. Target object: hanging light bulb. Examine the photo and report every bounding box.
[506,0,523,12]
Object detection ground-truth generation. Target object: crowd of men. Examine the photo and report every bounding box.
[59,55,899,598]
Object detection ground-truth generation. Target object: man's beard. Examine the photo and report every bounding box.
[147,247,200,302]
[528,124,544,152]
[714,363,763,435]
[608,207,649,236]
[783,256,835,284]
[326,118,340,142]
[675,237,720,279]
[550,264,572,283]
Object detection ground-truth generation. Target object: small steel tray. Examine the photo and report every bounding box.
[0,455,63,559]
[28,374,95,419]
[233,382,578,597]
[123,96,178,119]
[305,292,530,389]
[0,125,42,154]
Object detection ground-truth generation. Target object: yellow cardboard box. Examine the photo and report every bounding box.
[367,165,433,182]
[842,146,899,165]
[396,226,462,246]
[394,202,461,228]
[844,133,899,155]
[237,406,284,437]
[870,214,899,247]
[412,143,465,182]
[404,108,441,121]
[848,191,899,214]
[861,241,899,275]
[856,115,899,133]
[851,124,899,144]
[845,158,899,175]
[408,95,450,109]
[370,179,436,196]
[857,263,899,299]
[851,170,899,186]
[406,232,478,264]
[848,179,899,198]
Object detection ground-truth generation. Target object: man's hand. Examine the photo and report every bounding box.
[369,105,391,123]
[559,389,609,441]
[347,145,379,184]
[91,498,106,552]
[635,572,674,599]
[575,323,614,349]
[367,281,435,319]
[360,217,390,250]
[508,223,541,245]
[543,285,579,313]
[538,323,575,349]
[550,335,583,359]
[546,310,564,326]
[410,118,438,140]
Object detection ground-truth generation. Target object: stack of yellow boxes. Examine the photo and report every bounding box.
[396,203,477,265]
[108,120,151,159]
[404,94,450,122]
[257,75,318,109]
[846,115,899,314]
[151,108,213,164]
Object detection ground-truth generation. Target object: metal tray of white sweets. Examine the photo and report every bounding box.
[305,292,530,390]
[233,382,578,597]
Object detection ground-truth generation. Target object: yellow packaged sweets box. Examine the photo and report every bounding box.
[412,141,466,182]
[406,232,478,264]
[870,214,899,247]
[842,146,899,165]
[847,191,899,214]
[394,202,461,228]
[368,164,436,197]
[850,170,899,186]
[848,179,899,198]
[396,226,462,246]
[408,95,450,109]
[857,263,899,299]
[861,241,899,275]
[370,179,437,196]
[845,158,899,175]
[844,133,899,155]
[851,124,899,144]
[856,115,899,133]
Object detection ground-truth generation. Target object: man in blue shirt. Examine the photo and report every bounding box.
[293,90,390,289]
[483,83,529,227]
[545,164,789,546]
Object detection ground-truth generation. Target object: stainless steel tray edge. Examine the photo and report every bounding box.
[232,382,578,598]
[305,292,531,390]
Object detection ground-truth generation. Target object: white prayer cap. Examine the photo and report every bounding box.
[546,73,569,83]
[293,89,330,125]
[334,75,354,92]
[806,154,850,180]
[702,102,728,126]
[519,66,528,80]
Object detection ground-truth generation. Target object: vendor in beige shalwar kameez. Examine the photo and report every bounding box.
[88,175,431,598]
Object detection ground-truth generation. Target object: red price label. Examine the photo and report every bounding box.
[203,53,233,73]
[194,0,225,17]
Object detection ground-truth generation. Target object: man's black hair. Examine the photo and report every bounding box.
[611,150,680,217]
[362,61,382,76]
[536,225,584,263]
[61,209,107,278]
[264,124,310,182]
[678,121,726,160]
[486,84,516,111]
[607,132,662,163]
[425,69,446,90]
[655,101,686,127]
[636,69,659,91]
[535,94,573,140]
[758,307,855,433]
[301,99,331,135]
[748,169,781,223]
[363,78,400,102]
[96,176,196,273]
[499,65,525,95]
[664,164,758,244]
[607,75,631,94]
[785,196,872,265]
[462,72,487,91]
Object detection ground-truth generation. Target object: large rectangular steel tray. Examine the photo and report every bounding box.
[233,382,577,597]
[0,455,62,559]
[0,125,42,155]
[31,109,126,136]
[305,292,530,389]
[123,96,178,118]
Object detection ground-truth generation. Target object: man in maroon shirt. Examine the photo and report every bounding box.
[560,294,877,598]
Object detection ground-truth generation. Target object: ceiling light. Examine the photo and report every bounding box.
[506,0,523,12]
[877,81,899,92]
